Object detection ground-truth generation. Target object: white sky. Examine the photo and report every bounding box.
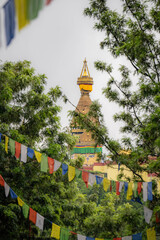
[0,0,130,141]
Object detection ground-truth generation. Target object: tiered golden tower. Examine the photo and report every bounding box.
[71,59,102,166]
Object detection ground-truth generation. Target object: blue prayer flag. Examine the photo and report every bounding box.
[3,0,15,46]
[62,163,68,175]
[96,176,103,184]
[148,182,153,201]
[27,148,34,158]
[124,182,128,193]
[86,237,94,240]
[10,188,17,199]
[132,233,142,240]
[0,133,2,143]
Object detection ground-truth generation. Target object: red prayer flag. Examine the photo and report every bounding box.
[113,238,122,240]
[137,182,142,195]
[15,142,21,159]
[82,171,89,188]
[46,0,52,5]
[156,212,160,223]
[29,208,37,224]
[116,181,120,195]
[0,175,4,187]
[48,157,54,174]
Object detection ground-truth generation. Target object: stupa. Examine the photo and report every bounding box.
[71,59,102,166]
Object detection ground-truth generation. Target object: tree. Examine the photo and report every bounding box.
[70,0,160,180]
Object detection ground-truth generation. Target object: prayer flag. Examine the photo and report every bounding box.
[9,138,15,155]
[68,166,75,182]
[48,157,54,174]
[26,0,42,20]
[22,203,29,218]
[76,169,82,178]
[15,0,29,30]
[4,182,10,197]
[10,188,17,199]
[29,208,37,224]
[113,238,121,240]
[35,151,42,163]
[122,236,132,240]
[96,176,103,185]
[103,178,110,192]
[146,227,156,240]
[86,237,94,240]
[0,133,2,142]
[3,0,16,46]
[137,182,142,195]
[46,0,53,5]
[40,154,48,173]
[5,136,9,153]
[54,160,61,171]
[60,228,70,240]
[82,171,89,188]
[27,148,34,158]
[124,182,128,193]
[21,144,27,163]
[148,182,153,201]
[144,206,153,224]
[143,182,148,202]
[132,233,142,240]
[15,142,21,159]
[95,238,104,240]
[133,182,138,198]
[127,182,133,200]
[88,173,96,186]
[17,197,24,207]
[62,163,68,175]
[0,175,5,187]
[77,234,86,240]
[119,182,124,192]
[51,223,60,239]
[36,213,44,231]
[156,212,160,223]
[116,181,120,195]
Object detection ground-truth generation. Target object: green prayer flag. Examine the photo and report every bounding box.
[27,0,43,20]
[133,182,138,198]
[60,228,70,240]
[40,154,48,173]
[76,169,82,178]
[9,138,15,156]
[111,180,116,192]
[22,203,29,219]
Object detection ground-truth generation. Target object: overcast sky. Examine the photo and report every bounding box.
[0,0,129,141]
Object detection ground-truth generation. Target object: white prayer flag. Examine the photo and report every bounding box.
[119,182,124,192]
[143,182,148,202]
[54,160,61,172]
[4,182,10,197]
[122,236,132,240]
[144,206,153,224]
[21,144,27,163]
[77,234,86,240]
[88,173,96,186]
[36,213,44,231]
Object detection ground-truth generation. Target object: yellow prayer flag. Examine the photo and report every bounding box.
[95,238,104,240]
[35,151,42,163]
[127,182,133,200]
[51,223,60,239]
[68,166,75,182]
[17,197,24,207]
[147,227,156,240]
[157,180,160,194]
[5,136,9,154]
[15,0,29,31]
[103,178,110,192]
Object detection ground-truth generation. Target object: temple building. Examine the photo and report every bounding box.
[71,59,102,166]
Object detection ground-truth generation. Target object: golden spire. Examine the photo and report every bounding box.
[77,59,93,92]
